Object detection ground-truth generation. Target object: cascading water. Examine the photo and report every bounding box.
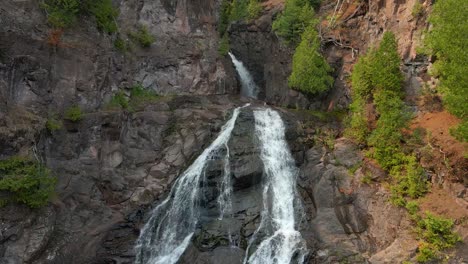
[228,52,259,99]
[135,52,308,264]
[134,107,243,264]
[245,108,308,264]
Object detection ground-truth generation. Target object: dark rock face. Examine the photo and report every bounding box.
[0,95,248,263]
[228,10,312,109]
[0,0,238,116]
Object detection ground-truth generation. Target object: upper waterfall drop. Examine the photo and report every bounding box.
[134,106,244,264]
[245,108,308,264]
[229,52,259,99]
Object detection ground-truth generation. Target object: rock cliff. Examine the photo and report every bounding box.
[0,0,466,263]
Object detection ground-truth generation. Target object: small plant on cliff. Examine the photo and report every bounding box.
[247,0,263,19]
[41,0,80,28]
[114,35,130,52]
[219,0,232,35]
[64,105,83,122]
[129,25,155,48]
[218,33,230,56]
[128,85,161,111]
[46,116,63,131]
[415,213,461,262]
[108,91,129,109]
[288,24,333,94]
[84,0,118,33]
[41,0,119,33]
[0,157,57,208]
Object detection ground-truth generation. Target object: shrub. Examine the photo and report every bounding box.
[108,91,129,109]
[41,0,80,28]
[405,200,420,216]
[130,25,155,48]
[368,89,411,169]
[417,213,461,250]
[416,242,438,263]
[272,0,316,45]
[219,0,232,36]
[0,157,57,208]
[85,0,118,34]
[114,35,130,52]
[128,85,161,111]
[41,0,118,33]
[229,0,249,22]
[218,33,230,56]
[64,105,83,122]
[288,24,333,94]
[247,0,263,19]
[46,117,63,131]
[390,155,428,203]
[415,212,461,262]
[450,120,468,142]
[345,97,369,144]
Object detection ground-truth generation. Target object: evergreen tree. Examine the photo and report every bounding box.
[288,24,334,94]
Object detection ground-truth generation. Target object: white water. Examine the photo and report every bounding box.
[245,108,308,264]
[229,52,259,99]
[134,106,243,264]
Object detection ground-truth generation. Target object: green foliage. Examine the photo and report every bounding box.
[128,85,161,111]
[344,97,369,144]
[219,0,232,36]
[405,200,420,216]
[424,0,467,139]
[41,0,80,28]
[229,0,249,22]
[107,85,161,111]
[0,157,57,208]
[108,91,129,109]
[417,213,461,250]
[64,105,83,122]
[218,33,230,56]
[416,242,438,263]
[114,35,130,52]
[46,117,63,131]
[41,0,118,32]
[85,0,118,33]
[272,0,316,45]
[247,0,263,19]
[412,1,424,18]
[288,24,333,94]
[415,213,461,262]
[129,25,155,48]
[450,120,468,142]
[390,155,428,203]
[368,89,411,169]
[346,33,403,145]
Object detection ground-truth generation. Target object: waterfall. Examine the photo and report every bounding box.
[245,108,308,264]
[134,106,244,264]
[228,52,259,99]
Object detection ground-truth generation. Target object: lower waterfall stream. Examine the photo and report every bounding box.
[245,108,307,264]
[135,55,306,264]
[134,107,243,264]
